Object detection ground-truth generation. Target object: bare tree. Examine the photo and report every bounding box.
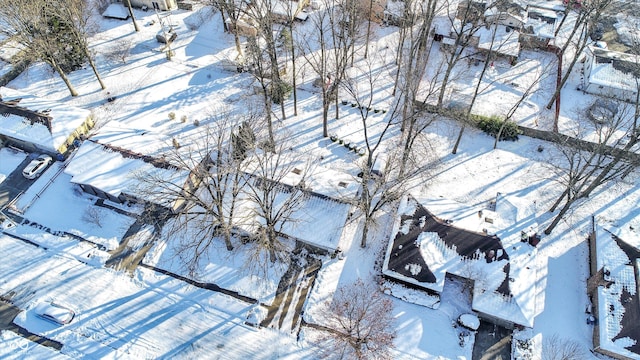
[298,0,359,137]
[298,2,334,137]
[0,0,82,96]
[240,143,312,263]
[433,0,488,108]
[135,112,255,273]
[492,63,551,149]
[202,0,245,56]
[242,0,289,121]
[545,0,613,110]
[544,101,639,234]
[451,5,520,154]
[542,334,587,360]
[341,58,414,247]
[48,0,106,89]
[317,278,396,359]
[124,0,140,32]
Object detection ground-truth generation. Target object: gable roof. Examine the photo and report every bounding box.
[586,46,640,93]
[64,140,189,206]
[0,87,91,153]
[593,225,640,359]
[383,193,539,328]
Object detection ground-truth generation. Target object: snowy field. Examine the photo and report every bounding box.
[0,1,638,359]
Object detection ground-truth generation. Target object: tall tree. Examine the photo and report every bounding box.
[47,0,106,89]
[135,112,255,273]
[341,58,414,248]
[545,0,613,110]
[317,278,396,359]
[452,9,519,154]
[0,0,83,96]
[434,0,488,107]
[243,0,288,121]
[544,101,639,234]
[241,143,312,263]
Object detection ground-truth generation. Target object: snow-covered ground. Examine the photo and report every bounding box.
[0,2,639,359]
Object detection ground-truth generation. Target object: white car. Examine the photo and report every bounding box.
[34,301,75,325]
[22,155,53,179]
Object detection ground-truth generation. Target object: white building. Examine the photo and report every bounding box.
[583,46,640,103]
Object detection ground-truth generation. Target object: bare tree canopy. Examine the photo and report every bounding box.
[318,278,396,359]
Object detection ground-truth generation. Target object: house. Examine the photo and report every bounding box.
[235,154,358,254]
[475,23,521,63]
[228,0,309,37]
[519,5,558,49]
[588,224,640,360]
[0,87,94,159]
[483,5,525,29]
[64,136,189,207]
[126,0,178,11]
[582,46,640,103]
[382,193,540,329]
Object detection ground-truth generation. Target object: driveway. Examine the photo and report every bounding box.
[0,300,62,350]
[0,157,38,209]
[472,320,512,360]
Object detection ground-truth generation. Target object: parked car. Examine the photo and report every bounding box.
[34,301,75,325]
[22,155,53,179]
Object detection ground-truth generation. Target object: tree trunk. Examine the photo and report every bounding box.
[50,58,78,97]
[361,217,369,248]
[289,23,298,116]
[86,54,106,90]
[544,200,572,235]
[549,187,569,212]
[451,123,465,154]
[364,0,373,59]
[125,0,140,32]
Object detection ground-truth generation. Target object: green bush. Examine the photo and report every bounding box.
[271,81,292,104]
[474,114,521,141]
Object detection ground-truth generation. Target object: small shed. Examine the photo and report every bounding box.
[582,46,640,103]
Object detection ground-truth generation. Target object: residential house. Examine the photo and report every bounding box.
[126,0,178,11]
[587,224,640,360]
[383,193,540,329]
[582,46,640,103]
[0,87,94,159]
[235,154,358,254]
[519,5,558,49]
[64,132,189,206]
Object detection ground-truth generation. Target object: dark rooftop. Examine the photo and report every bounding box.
[385,195,512,296]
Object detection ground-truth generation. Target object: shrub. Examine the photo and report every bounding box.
[271,81,292,104]
[172,138,180,149]
[474,114,521,141]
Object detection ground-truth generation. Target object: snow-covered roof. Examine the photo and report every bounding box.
[241,152,359,202]
[476,25,521,57]
[383,193,539,328]
[0,87,91,154]
[432,16,453,35]
[234,182,350,252]
[586,47,640,93]
[64,140,189,206]
[102,4,130,20]
[593,225,640,359]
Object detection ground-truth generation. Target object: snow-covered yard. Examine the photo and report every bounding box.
[0,1,639,359]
